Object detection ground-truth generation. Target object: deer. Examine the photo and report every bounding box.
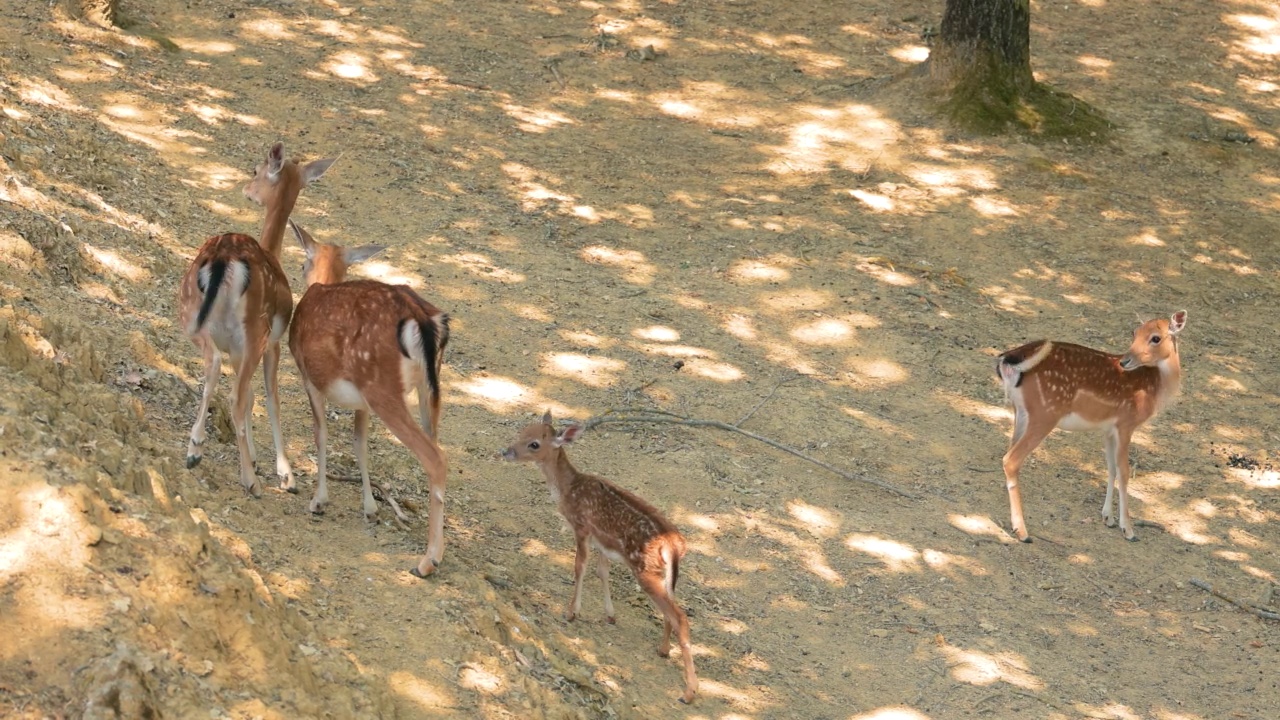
[286,220,451,578]
[178,143,334,496]
[502,411,698,704]
[995,310,1188,543]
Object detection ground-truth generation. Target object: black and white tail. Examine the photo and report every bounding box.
[190,260,249,335]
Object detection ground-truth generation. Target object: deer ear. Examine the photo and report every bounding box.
[302,157,335,184]
[1169,310,1187,334]
[290,219,318,256]
[344,245,385,265]
[541,409,553,426]
[555,424,581,447]
[267,142,285,177]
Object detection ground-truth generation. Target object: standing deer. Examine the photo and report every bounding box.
[503,412,698,704]
[178,143,334,495]
[995,310,1188,542]
[287,221,450,578]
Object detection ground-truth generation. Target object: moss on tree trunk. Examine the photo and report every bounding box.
[927,0,1109,141]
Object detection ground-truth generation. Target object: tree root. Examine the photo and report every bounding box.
[1189,578,1280,621]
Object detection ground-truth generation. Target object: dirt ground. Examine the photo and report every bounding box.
[2,0,1280,718]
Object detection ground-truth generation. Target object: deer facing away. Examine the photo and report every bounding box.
[503,412,698,704]
[178,143,333,496]
[287,221,451,578]
[995,310,1187,542]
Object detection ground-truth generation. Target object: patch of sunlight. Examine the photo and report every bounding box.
[643,344,714,359]
[633,325,679,342]
[1145,505,1214,545]
[1129,230,1165,247]
[240,18,294,41]
[803,549,844,584]
[1207,375,1247,393]
[16,77,86,112]
[788,501,839,538]
[845,533,920,572]
[1075,703,1142,720]
[854,260,916,287]
[845,358,908,388]
[185,101,263,127]
[889,45,931,63]
[357,261,425,288]
[455,375,582,417]
[507,303,553,323]
[1153,710,1208,720]
[1075,54,1113,79]
[696,679,767,711]
[948,514,1016,543]
[83,244,149,282]
[791,317,854,346]
[720,618,749,635]
[979,285,1055,315]
[571,205,600,222]
[542,352,625,388]
[689,360,745,382]
[459,664,505,694]
[971,195,1019,217]
[850,189,895,212]
[684,514,720,532]
[522,538,549,556]
[1227,467,1280,489]
[1069,554,1093,565]
[595,88,637,103]
[756,288,835,313]
[388,671,456,712]
[503,103,576,133]
[1242,565,1277,582]
[765,104,901,175]
[905,164,997,193]
[723,314,758,340]
[323,51,378,81]
[938,391,1014,426]
[850,707,932,720]
[728,259,791,283]
[921,549,989,576]
[936,640,1045,690]
[841,406,914,439]
[172,38,238,54]
[560,329,615,349]
[440,253,525,284]
[658,98,703,119]
[580,245,656,284]
[1225,13,1280,58]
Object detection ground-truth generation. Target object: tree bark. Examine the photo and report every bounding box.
[79,0,118,27]
[929,0,1032,93]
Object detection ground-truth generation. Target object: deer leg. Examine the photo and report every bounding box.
[368,392,447,578]
[303,381,330,514]
[186,338,220,469]
[565,533,589,621]
[639,573,698,704]
[230,348,263,497]
[262,338,296,491]
[1002,419,1056,542]
[1114,429,1137,541]
[1102,426,1120,528]
[595,550,615,623]
[416,377,439,441]
[353,408,377,521]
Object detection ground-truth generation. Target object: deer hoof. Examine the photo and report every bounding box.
[185,454,201,469]
[606,616,616,625]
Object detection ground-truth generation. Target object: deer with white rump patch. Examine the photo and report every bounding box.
[287,221,451,578]
[179,143,334,495]
[995,310,1188,542]
[502,411,698,704]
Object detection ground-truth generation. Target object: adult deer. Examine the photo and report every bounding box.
[503,412,698,704]
[995,310,1188,542]
[287,221,450,578]
[178,143,334,495]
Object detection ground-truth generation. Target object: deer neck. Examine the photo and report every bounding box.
[1154,348,1182,409]
[537,451,578,504]
[258,190,300,258]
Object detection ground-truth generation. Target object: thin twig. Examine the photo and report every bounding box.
[544,59,566,90]
[581,408,918,499]
[1190,578,1280,621]
[327,474,417,527]
[735,373,803,427]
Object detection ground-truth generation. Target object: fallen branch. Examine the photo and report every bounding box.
[328,474,417,529]
[1190,578,1280,621]
[736,373,803,427]
[580,408,918,499]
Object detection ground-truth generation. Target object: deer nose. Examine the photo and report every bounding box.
[1119,353,1138,371]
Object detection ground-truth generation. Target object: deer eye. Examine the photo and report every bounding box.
[1149,335,1162,345]
[528,441,540,450]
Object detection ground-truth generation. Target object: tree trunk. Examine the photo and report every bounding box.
[930,0,1032,94]
[79,0,118,27]
[924,0,1108,139]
